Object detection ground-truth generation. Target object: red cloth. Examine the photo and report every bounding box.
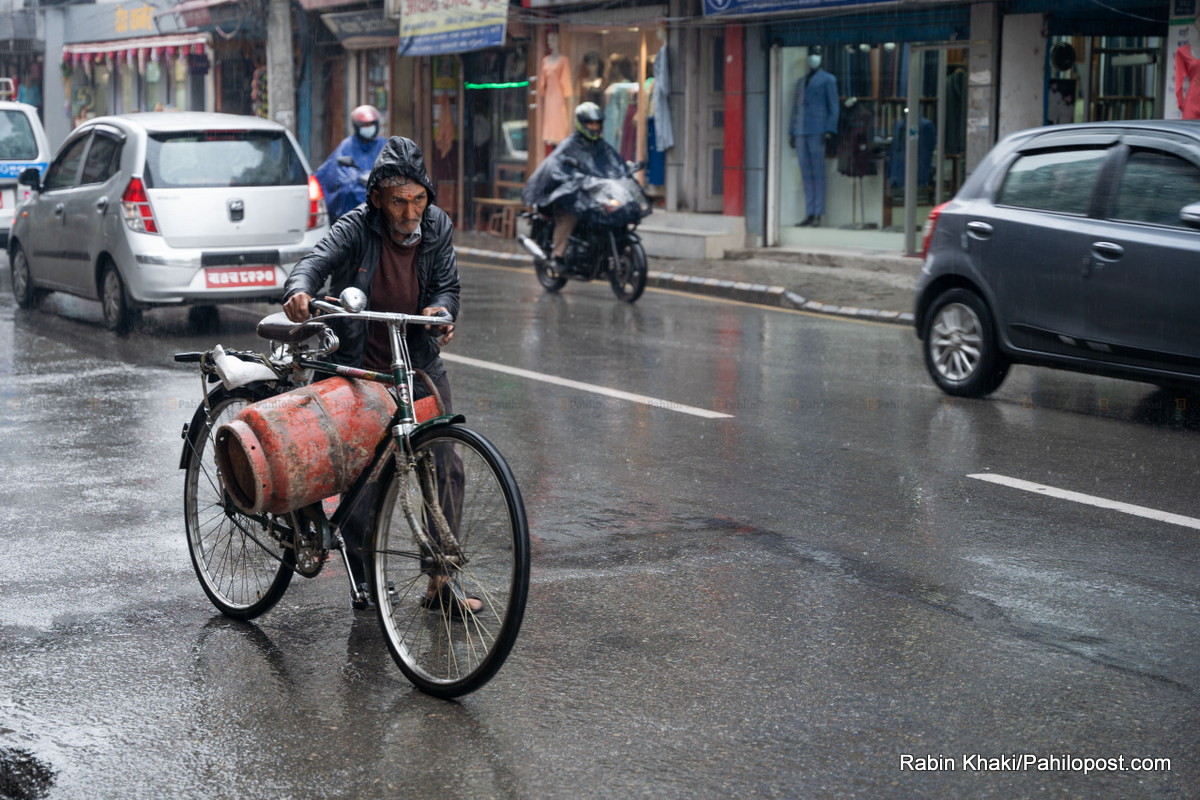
[1176,45,1200,120]
[363,233,420,371]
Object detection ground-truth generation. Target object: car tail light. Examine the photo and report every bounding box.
[921,201,951,260]
[308,175,328,230]
[121,177,159,234]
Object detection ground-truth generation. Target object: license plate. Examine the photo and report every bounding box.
[204,266,277,289]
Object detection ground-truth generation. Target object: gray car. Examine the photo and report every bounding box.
[914,120,1200,397]
[8,112,330,332]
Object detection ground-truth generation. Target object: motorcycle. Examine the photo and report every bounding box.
[518,162,652,303]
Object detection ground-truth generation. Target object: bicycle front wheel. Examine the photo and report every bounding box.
[371,424,529,698]
[183,388,295,620]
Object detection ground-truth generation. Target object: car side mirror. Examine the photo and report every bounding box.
[1181,202,1200,230]
[18,166,40,191]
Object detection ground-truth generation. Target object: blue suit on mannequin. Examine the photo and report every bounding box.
[789,49,839,226]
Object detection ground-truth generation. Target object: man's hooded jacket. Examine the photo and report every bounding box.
[284,136,460,380]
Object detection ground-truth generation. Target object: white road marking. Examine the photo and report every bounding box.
[968,473,1200,531]
[441,353,734,419]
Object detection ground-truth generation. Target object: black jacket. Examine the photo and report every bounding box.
[284,137,460,379]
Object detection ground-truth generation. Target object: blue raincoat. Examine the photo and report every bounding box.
[314,134,386,221]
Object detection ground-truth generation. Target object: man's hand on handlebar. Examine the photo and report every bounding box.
[423,306,454,346]
[284,292,313,322]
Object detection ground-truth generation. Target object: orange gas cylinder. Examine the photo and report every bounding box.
[214,378,438,515]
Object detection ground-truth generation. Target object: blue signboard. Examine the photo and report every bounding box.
[0,161,46,179]
[399,23,506,56]
[704,0,886,16]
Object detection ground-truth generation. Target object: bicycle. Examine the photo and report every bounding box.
[174,288,530,698]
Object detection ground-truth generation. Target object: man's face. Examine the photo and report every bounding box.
[372,180,428,239]
[585,120,602,137]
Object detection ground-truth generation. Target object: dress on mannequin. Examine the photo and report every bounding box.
[789,52,839,225]
[540,36,573,146]
[1176,44,1200,120]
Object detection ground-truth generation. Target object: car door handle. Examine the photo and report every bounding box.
[53,203,64,216]
[95,197,108,213]
[966,221,993,238]
[1092,241,1124,261]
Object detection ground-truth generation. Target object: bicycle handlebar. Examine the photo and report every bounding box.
[309,297,454,327]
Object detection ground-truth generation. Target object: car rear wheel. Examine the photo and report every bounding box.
[100,260,132,334]
[922,288,1009,398]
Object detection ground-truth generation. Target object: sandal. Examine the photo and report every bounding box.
[420,577,480,619]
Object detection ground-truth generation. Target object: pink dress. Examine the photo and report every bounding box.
[1175,45,1200,120]
[540,55,573,144]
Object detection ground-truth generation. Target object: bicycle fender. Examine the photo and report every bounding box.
[179,400,212,470]
[412,413,466,436]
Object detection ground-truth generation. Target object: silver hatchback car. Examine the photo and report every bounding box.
[9,112,330,332]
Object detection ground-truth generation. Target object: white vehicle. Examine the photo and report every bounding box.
[0,98,51,246]
[9,112,330,332]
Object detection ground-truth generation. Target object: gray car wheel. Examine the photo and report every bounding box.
[922,288,1009,398]
[101,261,132,333]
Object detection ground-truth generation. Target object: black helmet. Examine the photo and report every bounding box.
[574,102,603,140]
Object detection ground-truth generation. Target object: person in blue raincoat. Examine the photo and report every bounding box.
[314,105,386,221]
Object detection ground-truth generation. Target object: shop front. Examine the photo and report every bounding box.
[756,4,971,253]
[521,2,671,201]
[60,1,214,128]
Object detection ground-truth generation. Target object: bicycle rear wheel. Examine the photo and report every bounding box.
[370,424,529,698]
[183,388,295,620]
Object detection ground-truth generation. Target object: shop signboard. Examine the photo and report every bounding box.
[397,0,507,56]
[703,0,891,16]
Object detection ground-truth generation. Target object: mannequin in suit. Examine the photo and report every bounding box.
[789,47,839,227]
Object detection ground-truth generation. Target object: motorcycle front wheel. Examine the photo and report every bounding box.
[534,257,567,292]
[610,238,647,303]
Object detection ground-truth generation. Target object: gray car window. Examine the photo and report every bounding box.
[142,131,307,189]
[0,110,37,160]
[80,134,121,185]
[42,135,90,192]
[1111,149,1200,228]
[996,148,1108,215]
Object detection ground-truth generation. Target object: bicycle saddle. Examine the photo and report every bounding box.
[257,312,328,344]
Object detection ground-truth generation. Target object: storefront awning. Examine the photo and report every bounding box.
[62,33,210,60]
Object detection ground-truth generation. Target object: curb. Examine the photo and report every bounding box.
[455,244,916,326]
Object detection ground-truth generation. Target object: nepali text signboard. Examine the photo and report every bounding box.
[398,0,507,56]
[704,0,890,15]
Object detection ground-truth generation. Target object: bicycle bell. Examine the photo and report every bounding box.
[340,287,368,313]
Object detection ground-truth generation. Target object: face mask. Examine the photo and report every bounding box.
[807,55,822,70]
[358,125,377,140]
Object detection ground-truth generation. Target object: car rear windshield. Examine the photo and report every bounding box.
[143,130,307,189]
[0,110,38,160]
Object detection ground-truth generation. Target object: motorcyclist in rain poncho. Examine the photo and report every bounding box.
[522,101,626,273]
[314,105,386,222]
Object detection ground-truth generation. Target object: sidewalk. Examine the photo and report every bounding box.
[453,230,919,325]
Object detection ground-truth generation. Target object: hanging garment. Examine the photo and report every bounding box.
[1175,45,1200,120]
[837,103,876,178]
[888,114,936,188]
[540,55,573,143]
[652,44,674,151]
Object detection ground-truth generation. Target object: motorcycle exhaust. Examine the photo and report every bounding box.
[517,234,547,261]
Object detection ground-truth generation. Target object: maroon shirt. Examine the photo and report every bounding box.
[363,231,420,371]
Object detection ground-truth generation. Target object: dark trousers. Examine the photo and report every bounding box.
[343,371,455,587]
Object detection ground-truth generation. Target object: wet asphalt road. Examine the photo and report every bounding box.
[1,257,1198,799]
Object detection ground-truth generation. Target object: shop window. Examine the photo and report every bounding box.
[1047,35,1162,123]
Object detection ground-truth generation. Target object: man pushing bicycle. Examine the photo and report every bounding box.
[281,136,477,614]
